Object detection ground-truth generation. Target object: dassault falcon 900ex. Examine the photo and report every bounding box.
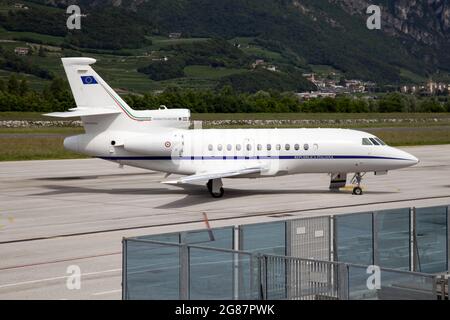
[45,58,419,198]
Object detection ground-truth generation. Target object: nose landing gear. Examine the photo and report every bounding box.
[351,172,365,195]
[352,186,363,195]
[206,178,224,198]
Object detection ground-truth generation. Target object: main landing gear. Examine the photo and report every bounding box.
[351,172,365,195]
[206,178,224,198]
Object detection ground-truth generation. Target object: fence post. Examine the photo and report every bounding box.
[122,238,127,300]
[447,206,450,272]
[333,216,339,262]
[411,207,419,272]
[410,206,414,271]
[233,226,239,300]
[329,216,334,262]
[372,211,378,266]
[337,263,349,300]
[249,253,256,300]
[179,244,190,300]
[258,255,267,300]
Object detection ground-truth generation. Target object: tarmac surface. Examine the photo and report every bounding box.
[1,144,450,299]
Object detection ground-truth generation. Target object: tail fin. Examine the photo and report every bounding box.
[61,57,131,113]
[45,57,191,133]
[45,57,146,133]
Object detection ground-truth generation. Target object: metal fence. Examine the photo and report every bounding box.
[123,238,261,300]
[122,238,438,300]
[122,204,449,300]
[262,254,342,300]
[334,206,449,273]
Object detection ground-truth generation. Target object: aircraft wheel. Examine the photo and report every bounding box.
[206,180,213,192]
[352,187,363,195]
[210,187,224,198]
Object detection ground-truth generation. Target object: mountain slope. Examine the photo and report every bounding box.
[1,0,449,85]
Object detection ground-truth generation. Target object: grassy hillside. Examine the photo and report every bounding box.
[0,0,448,94]
[0,34,318,93]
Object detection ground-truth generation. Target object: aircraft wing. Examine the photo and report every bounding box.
[162,166,263,184]
[44,107,121,118]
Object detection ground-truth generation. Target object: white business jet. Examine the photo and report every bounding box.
[45,58,419,198]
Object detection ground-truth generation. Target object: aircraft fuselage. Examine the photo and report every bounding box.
[64,127,418,177]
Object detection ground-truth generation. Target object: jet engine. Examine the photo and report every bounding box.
[123,133,181,156]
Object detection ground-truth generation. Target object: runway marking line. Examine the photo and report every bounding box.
[92,289,121,296]
[0,252,121,271]
[0,268,122,289]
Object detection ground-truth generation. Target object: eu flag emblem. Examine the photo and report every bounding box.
[81,76,98,85]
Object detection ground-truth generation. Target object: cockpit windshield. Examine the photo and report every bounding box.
[362,137,387,146]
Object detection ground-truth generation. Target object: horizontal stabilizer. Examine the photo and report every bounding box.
[44,108,121,118]
[162,167,263,184]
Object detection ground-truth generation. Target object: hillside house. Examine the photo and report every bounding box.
[14,47,29,56]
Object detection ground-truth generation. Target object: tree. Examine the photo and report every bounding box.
[445,101,450,112]
[0,79,5,92]
[7,75,19,94]
[50,77,65,93]
[19,79,29,96]
[378,93,406,112]
[38,46,47,57]
[138,57,185,81]
[419,98,445,112]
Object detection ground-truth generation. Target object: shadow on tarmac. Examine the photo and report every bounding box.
[31,183,397,209]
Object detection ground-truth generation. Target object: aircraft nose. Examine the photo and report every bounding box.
[397,148,419,165]
[410,154,419,164]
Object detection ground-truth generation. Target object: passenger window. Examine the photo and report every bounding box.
[236,144,241,151]
[369,138,380,146]
[304,143,309,151]
[285,144,290,151]
[246,144,252,151]
[227,144,232,151]
[276,144,281,151]
[362,138,372,146]
[294,144,300,151]
[267,144,272,151]
[217,144,223,151]
[257,144,262,151]
[208,144,213,151]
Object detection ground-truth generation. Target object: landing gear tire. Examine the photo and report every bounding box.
[206,179,224,198]
[352,186,363,195]
[210,187,224,198]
